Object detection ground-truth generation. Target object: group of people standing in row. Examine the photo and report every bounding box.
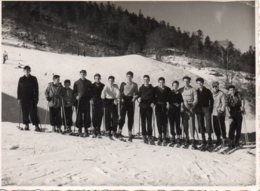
[17,65,245,149]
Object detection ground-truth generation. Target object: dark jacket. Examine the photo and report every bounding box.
[138,84,155,108]
[63,87,76,107]
[45,82,64,108]
[92,82,105,104]
[154,86,171,105]
[227,92,244,116]
[17,75,39,103]
[168,90,183,110]
[73,78,93,101]
[196,87,214,112]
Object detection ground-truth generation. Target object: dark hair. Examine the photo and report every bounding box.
[23,65,31,71]
[64,79,71,84]
[108,76,115,80]
[94,73,101,78]
[172,80,179,86]
[126,71,134,77]
[183,76,191,81]
[80,70,87,74]
[53,75,60,80]
[143,75,150,79]
[196,77,204,83]
[228,85,236,90]
[158,77,165,82]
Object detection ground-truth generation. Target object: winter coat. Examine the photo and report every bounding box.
[92,82,105,104]
[63,87,75,107]
[45,82,64,108]
[154,86,171,105]
[101,84,120,99]
[138,84,155,108]
[212,90,226,116]
[17,75,39,103]
[73,78,93,101]
[120,82,138,98]
[196,87,214,112]
[226,92,244,116]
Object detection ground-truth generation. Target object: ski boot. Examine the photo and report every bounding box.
[35,125,41,132]
[128,132,133,142]
[157,137,162,146]
[162,138,167,146]
[183,139,190,149]
[148,136,155,145]
[57,126,63,133]
[206,139,214,152]
[52,126,57,133]
[199,140,207,151]
[191,140,197,150]
[24,124,30,131]
[143,136,148,144]
[169,137,176,147]
[176,138,181,148]
[92,134,97,138]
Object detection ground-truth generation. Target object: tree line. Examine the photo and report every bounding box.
[2,1,255,73]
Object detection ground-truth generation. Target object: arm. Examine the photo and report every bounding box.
[34,77,39,103]
[192,88,198,107]
[45,84,51,101]
[101,86,106,99]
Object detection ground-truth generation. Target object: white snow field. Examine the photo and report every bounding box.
[1,44,256,186]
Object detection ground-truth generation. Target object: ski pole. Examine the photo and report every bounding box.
[61,98,67,132]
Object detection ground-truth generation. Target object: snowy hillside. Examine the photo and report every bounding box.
[1,44,256,186]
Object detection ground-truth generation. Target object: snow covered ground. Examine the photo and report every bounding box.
[2,122,256,186]
[1,44,256,186]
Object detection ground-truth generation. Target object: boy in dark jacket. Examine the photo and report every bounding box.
[154,77,171,146]
[167,81,183,146]
[17,65,40,131]
[45,75,64,133]
[195,77,214,150]
[137,75,155,145]
[91,74,105,138]
[227,85,245,148]
[73,70,94,137]
[62,79,75,133]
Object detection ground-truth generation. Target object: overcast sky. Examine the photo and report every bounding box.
[114,1,255,53]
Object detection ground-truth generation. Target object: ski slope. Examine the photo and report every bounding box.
[1,44,256,186]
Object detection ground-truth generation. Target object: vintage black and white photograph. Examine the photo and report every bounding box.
[1,0,256,187]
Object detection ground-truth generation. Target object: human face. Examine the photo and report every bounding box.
[108,78,114,86]
[24,69,30,77]
[158,80,165,88]
[172,83,179,91]
[212,85,219,93]
[80,72,86,79]
[197,81,204,89]
[65,82,70,88]
[54,78,60,84]
[183,78,190,87]
[229,88,235,96]
[143,77,150,85]
[126,74,133,83]
[94,76,101,83]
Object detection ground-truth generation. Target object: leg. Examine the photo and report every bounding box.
[203,107,212,140]
[155,106,163,138]
[49,107,55,126]
[118,103,127,131]
[140,107,147,137]
[182,112,189,140]
[228,116,236,142]
[168,109,175,137]
[21,101,30,125]
[213,115,220,140]
[84,103,91,129]
[29,102,39,126]
[111,103,118,134]
[127,102,135,133]
[235,115,243,145]
[96,104,104,135]
[219,115,227,139]
[147,107,153,137]
[196,112,205,141]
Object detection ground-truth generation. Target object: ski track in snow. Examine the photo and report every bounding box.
[1,45,256,186]
[2,122,255,186]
